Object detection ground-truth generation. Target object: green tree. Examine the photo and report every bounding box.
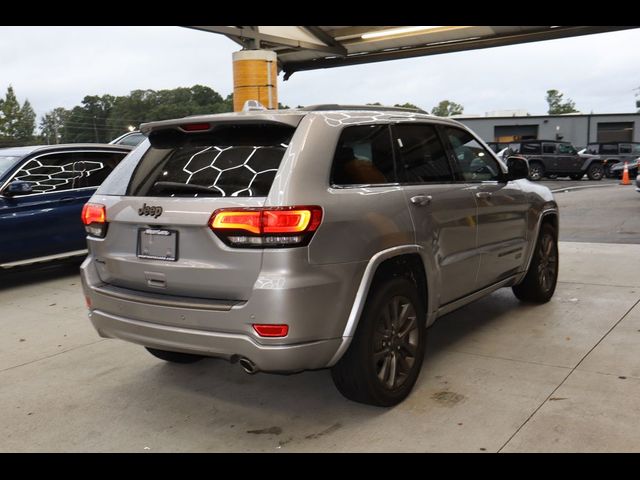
[394,102,421,110]
[0,85,22,138]
[40,107,70,144]
[0,85,36,146]
[431,100,464,116]
[546,89,578,114]
[16,99,36,143]
[62,94,116,143]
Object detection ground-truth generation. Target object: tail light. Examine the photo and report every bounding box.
[210,206,322,248]
[81,203,107,238]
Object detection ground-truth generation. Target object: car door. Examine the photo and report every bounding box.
[0,149,126,265]
[441,126,529,289]
[542,142,560,172]
[392,123,479,306]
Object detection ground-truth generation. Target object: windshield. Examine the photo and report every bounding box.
[0,156,20,179]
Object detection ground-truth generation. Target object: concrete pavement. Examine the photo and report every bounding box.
[1,242,639,452]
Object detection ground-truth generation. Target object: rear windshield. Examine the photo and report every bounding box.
[126,124,294,197]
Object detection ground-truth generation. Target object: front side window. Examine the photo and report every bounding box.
[600,144,618,154]
[128,124,294,197]
[12,152,77,194]
[444,127,502,182]
[394,124,453,183]
[557,143,577,154]
[331,124,396,186]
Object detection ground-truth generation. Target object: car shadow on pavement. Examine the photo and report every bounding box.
[109,289,527,419]
[0,259,82,291]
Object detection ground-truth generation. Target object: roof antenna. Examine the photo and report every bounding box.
[243,100,266,112]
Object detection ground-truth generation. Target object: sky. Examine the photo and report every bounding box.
[1,26,639,126]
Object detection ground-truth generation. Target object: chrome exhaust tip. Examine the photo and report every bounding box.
[239,357,258,374]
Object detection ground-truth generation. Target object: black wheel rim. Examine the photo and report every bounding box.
[373,295,419,390]
[591,166,603,180]
[537,233,558,292]
[529,166,542,180]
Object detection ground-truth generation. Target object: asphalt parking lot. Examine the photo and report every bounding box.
[1,181,640,452]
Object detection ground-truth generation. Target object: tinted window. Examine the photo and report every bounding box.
[331,125,396,185]
[13,152,78,194]
[619,144,632,154]
[394,124,453,183]
[72,151,127,188]
[600,144,618,154]
[11,151,126,193]
[444,127,502,182]
[118,133,146,147]
[128,124,294,197]
[0,156,20,179]
[542,144,556,154]
[557,143,577,154]
[520,143,541,154]
[586,144,599,154]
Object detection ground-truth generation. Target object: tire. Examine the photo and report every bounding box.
[331,277,426,407]
[512,223,558,303]
[528,162,545,181]
[145,347,205,364]
[604,162,617,178]
[569,173,583,180]
[586,163,604,181]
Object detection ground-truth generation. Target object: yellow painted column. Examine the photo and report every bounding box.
[232,50,278,111]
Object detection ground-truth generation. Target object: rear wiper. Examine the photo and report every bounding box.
[151,181,221,196]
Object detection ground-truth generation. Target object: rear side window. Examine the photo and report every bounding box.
[127,124,294,197]
[394,124,453,183]
[330,125,396,185]
[520,143,541,154]
[542,144,556,154]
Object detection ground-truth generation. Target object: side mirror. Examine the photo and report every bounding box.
[507,156,529,180]
[3,180,33,197]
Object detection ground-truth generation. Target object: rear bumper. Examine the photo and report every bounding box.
[89,309,341,372]
[81,255,365,372]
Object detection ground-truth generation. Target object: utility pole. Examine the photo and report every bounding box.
[93,115,99,142]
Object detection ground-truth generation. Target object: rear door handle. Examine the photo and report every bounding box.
[410,195,432,207]
[475,192,492,200]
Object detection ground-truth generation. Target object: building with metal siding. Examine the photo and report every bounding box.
[455,113,640,148]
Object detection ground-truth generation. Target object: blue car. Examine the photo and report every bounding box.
[0,144,132,269]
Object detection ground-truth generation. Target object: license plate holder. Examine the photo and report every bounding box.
[137,228,178,261]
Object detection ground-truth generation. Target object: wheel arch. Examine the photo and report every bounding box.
[325,246,429,367]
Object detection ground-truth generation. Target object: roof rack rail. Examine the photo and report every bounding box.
[300,104,428,114]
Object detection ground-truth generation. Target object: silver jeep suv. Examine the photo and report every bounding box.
[80,105,559,407]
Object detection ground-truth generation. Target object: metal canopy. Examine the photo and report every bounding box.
[187,26,637,80]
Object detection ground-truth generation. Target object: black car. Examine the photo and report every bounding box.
[583,142,640,178]
[502,140,604,181]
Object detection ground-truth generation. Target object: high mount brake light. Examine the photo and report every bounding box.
[180,123,211,132]
[81,203,107,238]
[210,206,323,248]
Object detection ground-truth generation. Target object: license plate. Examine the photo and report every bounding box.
[137,228,178,261]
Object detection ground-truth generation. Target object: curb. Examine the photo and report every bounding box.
[550,183,626,193]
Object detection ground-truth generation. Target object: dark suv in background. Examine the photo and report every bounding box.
[502,140,604,181]
[582,142,640,178]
